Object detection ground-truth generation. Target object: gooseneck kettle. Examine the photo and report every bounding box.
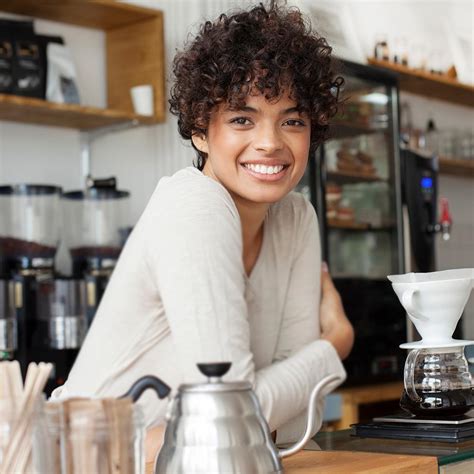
[127,362,341,474]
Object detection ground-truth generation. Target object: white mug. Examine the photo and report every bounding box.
[130,84,154,116]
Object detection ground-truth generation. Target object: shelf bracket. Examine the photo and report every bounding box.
[79,119,140,188]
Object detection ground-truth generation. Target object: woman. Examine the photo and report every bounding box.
[54,0,354,455]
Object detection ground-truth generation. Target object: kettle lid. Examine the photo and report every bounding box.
[180,362,251,393]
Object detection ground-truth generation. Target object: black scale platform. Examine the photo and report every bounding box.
[353,412,474,443]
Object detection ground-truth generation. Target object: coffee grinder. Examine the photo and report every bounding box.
[34,276,87,392]
[354,269,474,442]
[0,184,86,393]
[62,177,130,323]
[0,279,16,361]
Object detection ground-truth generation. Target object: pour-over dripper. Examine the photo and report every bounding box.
[388,269,474,349]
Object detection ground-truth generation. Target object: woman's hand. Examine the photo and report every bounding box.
[319,262,354,360]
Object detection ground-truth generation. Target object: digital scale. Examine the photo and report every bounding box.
[353,412,474,443]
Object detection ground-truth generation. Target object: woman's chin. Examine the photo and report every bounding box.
[239,187,292,205]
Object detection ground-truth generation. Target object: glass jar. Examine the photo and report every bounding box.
[62,182,130,276]
[401,346,474,417]
[33,399,145,474]
[0,184,61,272]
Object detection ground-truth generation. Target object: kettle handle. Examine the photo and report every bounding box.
[279,374,342,459]
[120,375,171,403]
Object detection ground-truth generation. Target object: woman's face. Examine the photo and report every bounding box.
[195,91,311,208]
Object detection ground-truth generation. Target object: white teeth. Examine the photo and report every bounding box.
[244,164,284,175]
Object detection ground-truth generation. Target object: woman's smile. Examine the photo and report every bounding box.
[241,161,290,181]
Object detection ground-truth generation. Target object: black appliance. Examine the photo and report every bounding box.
[296,59,406,385]
[0,184,85,393]
[0,279,16,361]
[400,147,452,272]
[62,177,130,323]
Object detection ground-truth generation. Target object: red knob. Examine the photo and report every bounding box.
[440,197,452,225]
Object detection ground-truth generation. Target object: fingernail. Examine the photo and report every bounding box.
[322,262,328,272]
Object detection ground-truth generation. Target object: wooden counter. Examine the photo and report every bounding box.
[145,449,437,473]
[282,449,437,473]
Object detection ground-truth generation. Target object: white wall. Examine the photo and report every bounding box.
[0,0,473,331]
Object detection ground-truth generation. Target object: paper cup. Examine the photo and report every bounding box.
[130,84,154,116]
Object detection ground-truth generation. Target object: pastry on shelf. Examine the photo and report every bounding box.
[356,150,373,164]
[336,149,360,172]
[336,206,355,222]
[359,163,377,175]
[326,182,342,206]
[337,162,360,173]
[356,151,376,175]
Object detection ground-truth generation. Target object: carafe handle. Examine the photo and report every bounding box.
[404,350,422,402]
[120,375,171,402]
[402,288,429,321]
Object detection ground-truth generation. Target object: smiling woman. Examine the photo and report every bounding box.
[52,0,354,460]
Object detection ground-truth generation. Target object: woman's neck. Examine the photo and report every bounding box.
[232,195,270,275]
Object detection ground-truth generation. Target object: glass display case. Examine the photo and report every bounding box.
[297,60,406,385]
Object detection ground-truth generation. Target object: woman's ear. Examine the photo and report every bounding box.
[191,133,209,154]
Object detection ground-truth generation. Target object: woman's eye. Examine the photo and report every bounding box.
[230,117,251,126]
[284,119,306,127]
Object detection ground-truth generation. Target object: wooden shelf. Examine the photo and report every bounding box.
[0,0,157,30]
[439,157,474,178]
[327,219,369,230]
[0,94,158,130]
[327,170,385,184]
[328,218,395,232]
[330,120,386,139]
[0,0,166,126]
[367,58,474,108]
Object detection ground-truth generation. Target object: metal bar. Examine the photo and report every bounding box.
[79,120,140,187]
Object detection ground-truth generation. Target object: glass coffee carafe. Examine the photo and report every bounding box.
[401,346,474,417]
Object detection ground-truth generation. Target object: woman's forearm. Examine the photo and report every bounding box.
[321,318,354,361]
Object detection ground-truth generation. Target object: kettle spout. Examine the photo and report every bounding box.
[278,374,342,459]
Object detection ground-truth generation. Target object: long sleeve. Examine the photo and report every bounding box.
[271,197,346,442]
[144,175,345,431]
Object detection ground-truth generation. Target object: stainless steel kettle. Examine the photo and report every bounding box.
[149,362,341,474]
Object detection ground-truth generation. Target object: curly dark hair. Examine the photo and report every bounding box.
[169,1,343,170]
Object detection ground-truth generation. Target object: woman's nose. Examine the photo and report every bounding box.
[253,124,284,154]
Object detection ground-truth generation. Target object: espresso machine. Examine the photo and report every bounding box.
[0,184,86,393]
[62,177,130,322]
[401,147,452,273]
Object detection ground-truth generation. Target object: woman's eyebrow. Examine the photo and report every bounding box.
[224,105,303,114]
[224,105,258,113]
[282,106,302,115]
